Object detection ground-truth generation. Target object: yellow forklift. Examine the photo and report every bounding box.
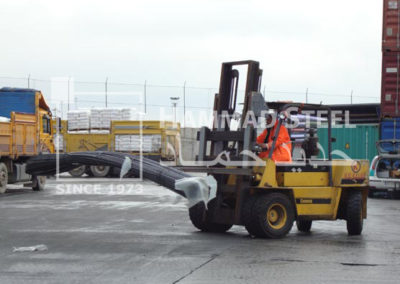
[186,60,369,238]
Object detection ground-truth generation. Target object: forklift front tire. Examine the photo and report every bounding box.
[243,195,262,236]
[251,193,295,239]
[346,191,363,235]
[189,201,232,233]
[189,202,208,231]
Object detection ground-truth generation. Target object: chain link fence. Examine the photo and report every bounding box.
[0,76,379,128]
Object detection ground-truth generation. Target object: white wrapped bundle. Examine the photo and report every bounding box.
[114,134,161,152]
[115,135,131,151]
[89,108,102,129]
[67,110,90,130]
[90,108,122,129]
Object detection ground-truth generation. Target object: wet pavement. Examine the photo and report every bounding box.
[0,178,399,283]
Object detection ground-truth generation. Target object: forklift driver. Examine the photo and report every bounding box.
[256,112,292,162]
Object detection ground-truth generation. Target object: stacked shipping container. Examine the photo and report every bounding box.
[381,0,400,138]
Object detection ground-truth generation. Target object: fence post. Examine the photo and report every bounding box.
[350,90,353,104]
[183,81,186,127]
[67,77,70,111]
[28,74,31,88]
[144,80,147,113]
[105,77,108,108]
[306,88,309,103]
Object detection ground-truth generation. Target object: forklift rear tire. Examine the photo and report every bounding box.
[296,220,312,232]
[346,191,363,235]
[0,162,8,194]
[189,201,232,233]
[69,166,86,177]
[32,176,46,191]
[251,193,295,238]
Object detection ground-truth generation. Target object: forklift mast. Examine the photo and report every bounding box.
[211,60,263,157]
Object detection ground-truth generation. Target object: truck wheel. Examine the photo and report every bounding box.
[250,193,295,238]
[32,176,46,191]
[346,191,363,235]
[89,165,110,177]
[0,162,8,194]
[189,201,232,233]
[69,166,86,177]
[296,220,312,232]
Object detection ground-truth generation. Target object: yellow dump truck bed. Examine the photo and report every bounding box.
[0,113,38,158]
[64,133,109,152]
[55,119,180,161]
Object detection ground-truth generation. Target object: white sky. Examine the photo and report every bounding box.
[0,0,382,120]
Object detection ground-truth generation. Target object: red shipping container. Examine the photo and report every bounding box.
[381,51,400,117]
[383,0,400,51]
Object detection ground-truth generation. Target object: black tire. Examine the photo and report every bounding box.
[346,191,363,235]
[189,202,208,231]
[89,165,110,177]
[189,200,232,233]
[296,220,312,232]
[0,162,8,194]
[250,193,295,239]
[243,195,262,236]
[32,176,46,191]
[389,191,400,200]
[368,188,375,198]
[69,166,86,177]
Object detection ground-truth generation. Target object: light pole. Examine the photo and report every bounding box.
[170,97,180,123]
[105,77,108,108]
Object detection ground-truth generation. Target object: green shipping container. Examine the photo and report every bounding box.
[317,124,379,163]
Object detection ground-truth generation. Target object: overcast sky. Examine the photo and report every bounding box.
[0,0,382,120]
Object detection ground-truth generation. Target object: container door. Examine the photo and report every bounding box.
[380,118,400,139]
[383,0,400,51]
[318,125,379,163]
[381,52,400,117]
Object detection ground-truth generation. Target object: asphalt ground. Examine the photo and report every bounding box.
[0,177,399,283]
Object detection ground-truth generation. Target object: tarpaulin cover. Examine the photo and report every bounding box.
[0,88,36,118]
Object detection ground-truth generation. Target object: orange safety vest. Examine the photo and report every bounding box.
[256,122,292,162]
